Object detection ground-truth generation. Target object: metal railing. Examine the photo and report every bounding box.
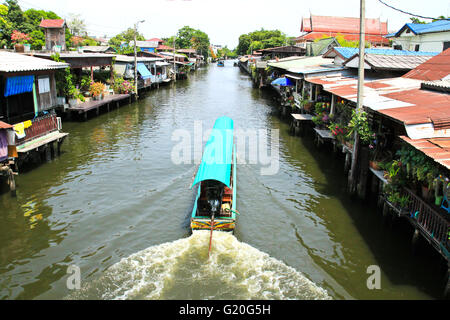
[403,187,450,254]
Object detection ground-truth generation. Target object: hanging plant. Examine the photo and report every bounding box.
[347,109,375,147]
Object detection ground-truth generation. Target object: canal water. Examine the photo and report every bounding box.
[0,61,445,300]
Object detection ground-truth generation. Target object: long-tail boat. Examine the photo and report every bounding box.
[191,117,237,234]
[217,60,224,67]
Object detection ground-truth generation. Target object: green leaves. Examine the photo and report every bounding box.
[346,109,375,145]
[236,29,291,55]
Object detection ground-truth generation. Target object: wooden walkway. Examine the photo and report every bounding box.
[67,94,132,120]
[16,131,68,153]
[291,113,313,136]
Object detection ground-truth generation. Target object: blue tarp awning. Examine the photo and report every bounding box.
[191,117,234,188]
[271,77,293,86]
[137,63,152,80]
[4,75,35,97]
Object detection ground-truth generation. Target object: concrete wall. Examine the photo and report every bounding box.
[391,31,450,52]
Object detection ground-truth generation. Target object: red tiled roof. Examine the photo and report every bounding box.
[403,48,450,81]
[0,121,13,129]
[148,38,163,43]
[39,19,65,28]
[301,15,388,35]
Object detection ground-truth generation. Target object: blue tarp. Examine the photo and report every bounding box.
[191,117,234,188]
[4,75,35,97]
[137,63,152,80]
[271,77,293,86]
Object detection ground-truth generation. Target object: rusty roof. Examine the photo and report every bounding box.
[400,136,450,170]
[39,19,66,28]
[403,48,450,81]
[305,74,450,138]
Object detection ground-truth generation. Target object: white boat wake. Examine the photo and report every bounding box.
[67,231,331,300]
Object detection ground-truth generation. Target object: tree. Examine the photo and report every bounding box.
[23,8,62,50]
[67,13,87,36]
[236,29,291,55]
[176,25,195,48]
[172,26,210,56]
[410,17,427,24]
[109,28,145,54]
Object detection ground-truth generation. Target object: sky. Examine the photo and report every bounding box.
[15,0,450,48]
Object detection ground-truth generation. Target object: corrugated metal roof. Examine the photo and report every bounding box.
[268,56,335,72]
[81,46,114,53]
[305,74,450,138]
[400,136,450,170]
[344,53,435,71]
[131,41,158,48]
[0,51,68,73]
[39,19,65,28]
[114,55,163,63]
[403,48,450,81]
[177,49,196,54]
[33,52,115,59]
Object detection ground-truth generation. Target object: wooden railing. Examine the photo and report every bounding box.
[16,114,59,146]
[403,187,450,254]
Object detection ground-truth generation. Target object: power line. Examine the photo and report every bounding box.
[377,0,449,21]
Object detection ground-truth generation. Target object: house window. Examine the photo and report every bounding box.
[38,76,50,93]
[444,42,450,51]
[393,45,402,50]
[415,44,420,51]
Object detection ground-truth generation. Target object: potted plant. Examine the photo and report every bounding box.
[328,122,347,144]
[89,82,105,100]
[11,30,31,52]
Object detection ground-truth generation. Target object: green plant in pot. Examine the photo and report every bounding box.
[89,82,106,100]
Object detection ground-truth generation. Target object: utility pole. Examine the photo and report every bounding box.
[134,20,145,98]
[348,0,365,194]
[173,36,176,82]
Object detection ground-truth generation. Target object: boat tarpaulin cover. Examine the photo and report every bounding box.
[191,117,234,188]
[137,63,152,80]
[4,75,35,97]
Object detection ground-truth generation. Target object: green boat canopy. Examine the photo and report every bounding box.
[191,117,234,188]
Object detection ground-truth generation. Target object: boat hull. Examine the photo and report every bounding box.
[191,218,235,232]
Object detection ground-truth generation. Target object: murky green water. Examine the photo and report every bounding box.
[0,61,445,299]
